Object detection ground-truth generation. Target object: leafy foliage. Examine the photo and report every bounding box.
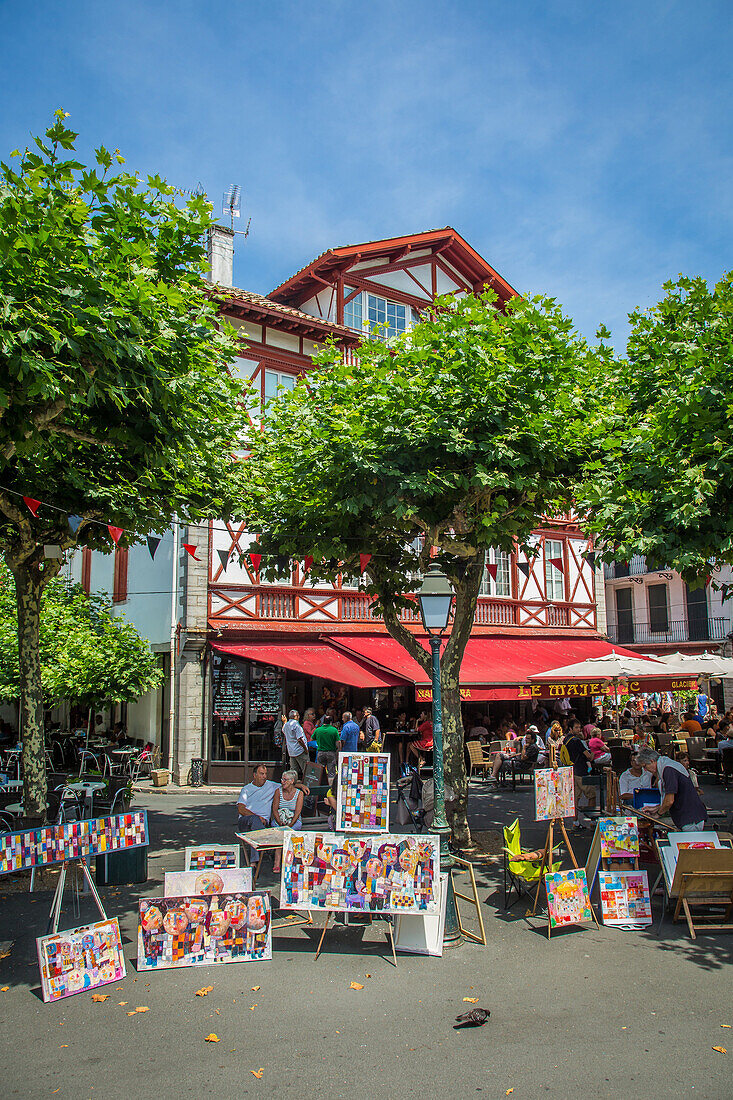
[578,273,733,580]
[0,560,162,706]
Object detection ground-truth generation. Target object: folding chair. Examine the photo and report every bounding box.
[502,818,560,909]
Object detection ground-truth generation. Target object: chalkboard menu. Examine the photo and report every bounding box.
[248,666,283,726]
[213,660,246,721]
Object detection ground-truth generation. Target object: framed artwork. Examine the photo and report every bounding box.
[164,868,252,896]
[668,831,721,855]
[0,811,148,876]
[599,818,640,859]
[37,918,125,1002]
[395,873,448,957]
[184,845,241,871]
[336,752,390,832]
[598,870,652,927]
[280,830,439,915]
[137,892,271,970]
[534,767,575,821]
[545,869,593,930]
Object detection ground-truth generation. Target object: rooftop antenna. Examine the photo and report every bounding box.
[223,184,241,229]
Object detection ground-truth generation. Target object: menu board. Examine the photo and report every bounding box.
[213,659,246,721]
[248,666,282,726]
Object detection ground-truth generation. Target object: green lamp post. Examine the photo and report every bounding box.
[416,563,462,946]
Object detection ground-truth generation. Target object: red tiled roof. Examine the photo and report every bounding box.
[210,285,359,342]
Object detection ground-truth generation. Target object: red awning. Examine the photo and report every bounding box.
[327,635,655,695]
[211,641,408,689]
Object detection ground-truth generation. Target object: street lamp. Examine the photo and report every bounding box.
[416,563,461,946]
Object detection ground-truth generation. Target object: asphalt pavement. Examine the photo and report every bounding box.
[1,780,732,1100]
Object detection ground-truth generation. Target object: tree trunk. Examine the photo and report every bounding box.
[10,559,47,822]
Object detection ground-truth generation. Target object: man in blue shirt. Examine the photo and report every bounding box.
[338,711,360,753]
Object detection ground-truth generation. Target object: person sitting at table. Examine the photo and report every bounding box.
[679,710,703,734]
[635,747,707,831]
[676,751,703,797]
[618,755,653,803]
[491,730,539,782]
[271,771,304,873]
[237,764,309,865]
[407,711,434,767]
[468,713,490,743]
[588,728,612,768]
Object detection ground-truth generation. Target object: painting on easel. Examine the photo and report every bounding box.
[545,869,593,931]
[534,767,575,821]
[599,818,639,860]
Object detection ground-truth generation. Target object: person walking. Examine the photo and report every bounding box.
[281,709,309,778]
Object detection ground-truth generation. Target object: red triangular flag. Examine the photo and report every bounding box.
[360,553,372,573]
[182,543,200,561]
[304,555,314,572]
[107,525,123,544]
[548,557,564,570]
[23,497,41,516]
[486,562,498,580]
[250,553,261,572]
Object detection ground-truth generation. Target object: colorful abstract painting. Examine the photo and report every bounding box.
[37,918,126,1002]
[336,752,390,832]
[280,831,438,914]
[184,845,240,871]
[599,817,640,859]
[545,869,593,929]
[598,870,652,927]
[137,892,271,970]
[534,767,575,821]
[0,812,148,876]
[164,868,252,896]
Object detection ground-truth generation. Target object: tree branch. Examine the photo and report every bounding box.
[52,424,114,447]
[381,603,432,674]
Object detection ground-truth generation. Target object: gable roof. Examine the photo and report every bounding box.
[269,227,518,306]
[211,285,360,344]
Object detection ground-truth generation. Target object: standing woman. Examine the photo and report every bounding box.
[546,721,564,763]
[271,770,304,873]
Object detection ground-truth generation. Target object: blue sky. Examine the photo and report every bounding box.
[1,0,731,347]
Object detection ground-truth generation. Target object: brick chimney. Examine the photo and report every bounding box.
[206,225,235,286]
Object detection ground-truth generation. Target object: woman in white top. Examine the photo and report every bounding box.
[271,770,304,873]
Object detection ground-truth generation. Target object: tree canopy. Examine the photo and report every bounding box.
[0,561,162,708]
[577,272,733,582]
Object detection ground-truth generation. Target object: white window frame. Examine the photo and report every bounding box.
[544,539,565,601]
[342,290,411,341]
[480,549,512,598]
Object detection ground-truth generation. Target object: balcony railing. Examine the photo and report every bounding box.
[604,556,650,579]
[607,617,731,645]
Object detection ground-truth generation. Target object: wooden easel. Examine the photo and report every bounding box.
[47,859,107,935]
[530,815,586,916]
[451,856,486,946]
[314,911,398,967]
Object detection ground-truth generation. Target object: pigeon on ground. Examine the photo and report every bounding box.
[453,1008,491,1029]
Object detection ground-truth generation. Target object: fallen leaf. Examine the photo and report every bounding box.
[91,994,109,1003]
[251,986,260,991]
[250,1005,257,1010]
[118,1002,128,1006]
[136,1006,149,1013]
[215,1009,220,1015]
[349,982,364,990]
[463,997,479,1004]
[53,1090,60,1093]
[0,987,8,993]
[365,973,371,978]
[251,1069,264,1078]
[0,942,13,960]
[60,1044,68,1048]
[196,987,214,997]
[204,1034,220,1043]
[506,1091,514,1096]
[722,1024,732,1029]
[127,1012,137,1017]
[712,1046,727,1054]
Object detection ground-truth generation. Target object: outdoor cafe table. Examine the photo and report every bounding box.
[110,748,135,773]
[65,780,106,815]
[236,827,285,886]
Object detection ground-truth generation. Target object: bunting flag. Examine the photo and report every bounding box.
[68,514,83,534]
[517,560,531,577]
[217,548,230,572]
[182,543,200,561]
[107,525,123,544]
[360,553,372,573]
[583,551,597,568]
[548,557,564,570]
[147,536,161,560]
[486,562,498,580]
[304,555,314,572]
[23,497,41,516]
[276,555,290,576]
[249,553,262,572]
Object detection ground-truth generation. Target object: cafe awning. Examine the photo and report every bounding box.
[211,641,408,690]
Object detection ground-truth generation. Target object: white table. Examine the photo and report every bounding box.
[64,780,107,815]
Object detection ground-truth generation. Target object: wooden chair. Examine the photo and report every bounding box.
[467,740,491,781]
[222,733,242,761]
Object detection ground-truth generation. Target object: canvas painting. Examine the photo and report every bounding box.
[280,831,439,914]
[598,870,652,927]
[0,811,148,876]
[545,869,593,929]
[137,892,271,970]
[184,845,241,871]
[336,752,390,832]
[534,767,575,821]
[599,817,640,859]
[164,868,252,896]
[37,918,126,1002]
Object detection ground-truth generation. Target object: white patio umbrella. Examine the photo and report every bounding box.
[652,652,733,678]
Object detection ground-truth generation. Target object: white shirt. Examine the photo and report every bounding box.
[237,779,279,821]
[618,768,653,799]
[283,718,306,755]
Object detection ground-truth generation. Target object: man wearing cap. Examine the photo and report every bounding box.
[635,747,706,830]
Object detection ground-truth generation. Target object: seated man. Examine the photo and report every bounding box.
[407,711,434,767]
[679,710,703,735]
[491,731,539,782]
[236,763,309,864]
[618,754,653,803]
[636,747,706,831]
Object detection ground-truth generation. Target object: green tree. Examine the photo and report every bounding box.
[0,560,162,710]
[245,291,605,843]
[0,113,247,818]
[577,272,733,584]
